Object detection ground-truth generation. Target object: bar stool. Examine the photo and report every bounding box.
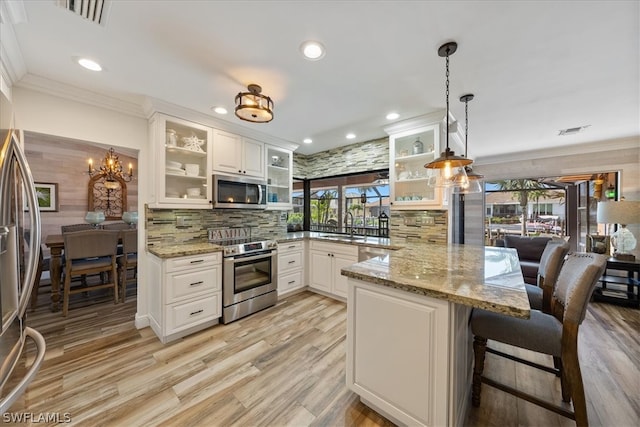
[470,252,607,426]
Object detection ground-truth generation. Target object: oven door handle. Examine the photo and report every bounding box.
[228,251,276,263]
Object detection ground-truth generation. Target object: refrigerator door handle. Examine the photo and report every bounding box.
[0,327,46,413]
[0,129,42,320]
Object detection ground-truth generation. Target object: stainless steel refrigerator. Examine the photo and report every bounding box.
[0,129,46,413]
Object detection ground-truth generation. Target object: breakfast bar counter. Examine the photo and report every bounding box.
[341,243,530,318]
[341,244,529,427]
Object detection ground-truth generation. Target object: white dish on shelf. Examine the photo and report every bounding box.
[166,168,186,175]
[166,160,182,169]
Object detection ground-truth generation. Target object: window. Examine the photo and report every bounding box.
[293,170,390,237]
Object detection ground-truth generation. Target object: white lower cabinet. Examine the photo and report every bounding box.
[149,252,222,343]
[309,241,358,299]
[346,278,473,427]
[277,241,305,295]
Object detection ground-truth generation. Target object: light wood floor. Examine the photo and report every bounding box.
[8,287,639,426]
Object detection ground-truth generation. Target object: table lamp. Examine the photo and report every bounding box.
[596,199,640,261]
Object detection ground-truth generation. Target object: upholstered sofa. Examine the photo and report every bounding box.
[501,235,553,285]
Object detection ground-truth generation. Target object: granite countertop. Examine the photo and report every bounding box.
[147,242,224,258]
[341,243,531,318]
[278,231,404,250]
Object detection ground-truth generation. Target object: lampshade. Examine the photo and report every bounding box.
[597,200,640,260]
[597,200,640,225]
[235,84,274,123]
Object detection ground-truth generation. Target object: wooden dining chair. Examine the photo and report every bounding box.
[61,223,94,233]
[62,229,120,316]
[103,222,132,230]
[470,252,607,426]
[117,229,138,302]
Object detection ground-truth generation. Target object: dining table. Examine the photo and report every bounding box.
[44,231,129,312]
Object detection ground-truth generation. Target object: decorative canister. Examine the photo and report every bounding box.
[412,137,424,155]
[166,129,177,146]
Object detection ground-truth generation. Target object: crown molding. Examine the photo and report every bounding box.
[144,97,299,152]
[475,136,640,166]
[0,3,27,92]
[16,74,147,118]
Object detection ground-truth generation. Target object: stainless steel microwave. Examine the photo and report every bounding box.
[212,174,268,209]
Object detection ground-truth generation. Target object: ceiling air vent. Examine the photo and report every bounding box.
[56,0,109,26]
[558,125,590,136]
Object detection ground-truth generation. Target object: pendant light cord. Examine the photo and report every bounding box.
[445,50,450,151]
[464,97,468,157]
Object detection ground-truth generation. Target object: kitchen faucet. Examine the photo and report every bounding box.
[345,212,355,237]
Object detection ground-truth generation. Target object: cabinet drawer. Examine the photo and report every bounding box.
[166,253,220,272]
[279,241,303,253]
[279,251,302,273]
[167,269,220,303]
[166,294,220,334]
[279,270,304,293]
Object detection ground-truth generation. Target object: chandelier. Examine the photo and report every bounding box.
[88,147,133,190]
[235,84,274,123]
[425,41,472,185]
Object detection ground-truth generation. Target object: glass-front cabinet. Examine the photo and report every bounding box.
[389,123,443,209]
[266,145,293,209]
[150,113,213,208]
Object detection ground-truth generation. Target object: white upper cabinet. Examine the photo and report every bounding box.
[265,145,293,209]
[386,112,455,210]
[149,113,213,209]
[212,130,265,178]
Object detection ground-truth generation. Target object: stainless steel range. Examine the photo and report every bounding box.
[209,228,278,324]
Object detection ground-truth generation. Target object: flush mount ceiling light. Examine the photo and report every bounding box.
[77,57,102,71]
[453,93,483,194]
[235,84,274,123]
[300,40,326,60]
[425,41,472,185]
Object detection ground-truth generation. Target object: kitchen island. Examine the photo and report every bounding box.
[341,243,529,427]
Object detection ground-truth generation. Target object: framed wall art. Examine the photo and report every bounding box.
[33,182,59,212]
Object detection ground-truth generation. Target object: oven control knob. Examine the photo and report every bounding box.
[268,242,278,249]
[226,247,237,255]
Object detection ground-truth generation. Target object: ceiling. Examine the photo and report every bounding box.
[2,1,638,157]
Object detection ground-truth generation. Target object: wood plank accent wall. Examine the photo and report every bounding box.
[23,132,138,252]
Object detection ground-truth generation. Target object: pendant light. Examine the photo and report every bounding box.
[425,41,472,185]
[452,94,483,194]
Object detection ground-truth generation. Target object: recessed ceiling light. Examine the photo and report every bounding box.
[77,57,102,71]
[212,106,228,115]
[300,40,326,60]
[303,138,312,144]
[386,112,399,120]
[346,133,356,140]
